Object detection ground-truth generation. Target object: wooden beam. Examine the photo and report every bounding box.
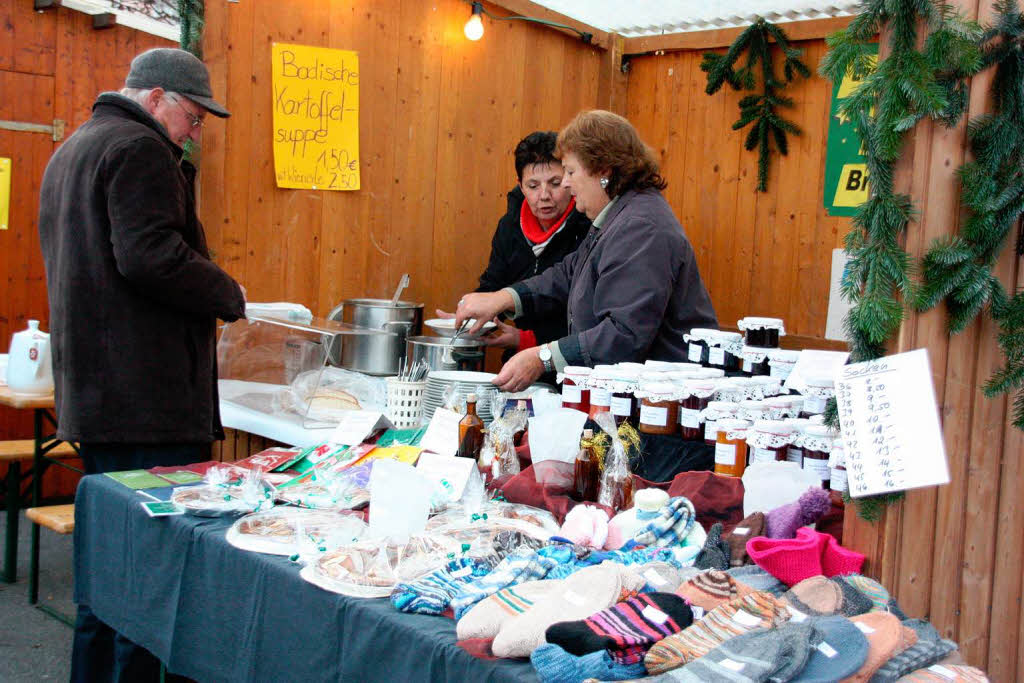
[596,34,628,115]
[483,0,611,50]
[623,16,855,55]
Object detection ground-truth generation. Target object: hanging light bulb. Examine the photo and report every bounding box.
[464,2,484,41]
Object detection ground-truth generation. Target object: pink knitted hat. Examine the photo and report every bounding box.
[746,527,827,586]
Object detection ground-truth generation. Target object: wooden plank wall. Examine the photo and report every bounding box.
[199,0,604,324]
[625,40,848,340]
[0,0,172,502]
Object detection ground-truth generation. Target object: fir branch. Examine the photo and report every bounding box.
[701,17,810,191]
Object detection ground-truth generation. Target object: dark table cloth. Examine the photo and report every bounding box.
[73,474,537,683]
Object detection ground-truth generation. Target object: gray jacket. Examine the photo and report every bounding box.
[512,189,717,366]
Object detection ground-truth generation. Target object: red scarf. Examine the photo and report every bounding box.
[520,197,576,245]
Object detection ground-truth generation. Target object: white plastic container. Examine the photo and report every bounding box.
[6,320,54,395]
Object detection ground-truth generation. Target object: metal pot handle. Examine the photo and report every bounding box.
[327,302,344,321]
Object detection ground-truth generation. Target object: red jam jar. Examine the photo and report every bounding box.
[799,376,834,419]
[638,382,679,436]
[587,365,615,420]
[830,439,849,494]
[738,317,786,349]
[801,425,835,486]
[679,379,717,442]
[561,366,592,413]
[746,420,795,465]
[740,346,772,376]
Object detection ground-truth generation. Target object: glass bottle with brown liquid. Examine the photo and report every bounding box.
[458,393,484,460]
[573,429,600,502]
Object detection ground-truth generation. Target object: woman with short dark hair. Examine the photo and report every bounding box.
[456,110,718,392]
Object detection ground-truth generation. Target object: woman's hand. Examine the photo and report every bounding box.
[492,347,544,392]
[481,319,521,349]
[455,291,514,335]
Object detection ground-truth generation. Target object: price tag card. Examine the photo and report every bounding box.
[415,451,475,501]
[835,348,949,498]
[141,501,184,517]
[329,411,393,446]
[418,408,463,458]
[784,349,850,393]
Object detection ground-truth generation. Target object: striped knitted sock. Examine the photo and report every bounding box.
[676,570,754,613]
[450,544,574,619]
[545,592,693,656]
[868,620,958,682]
[530,643,647,683]
[643,591,791,675]
[665,620,818,683]
[391,557,494,615]
[456,579,564,640]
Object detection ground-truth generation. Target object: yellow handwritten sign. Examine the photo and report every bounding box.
[0,158,10,230]
[271,43,360,191]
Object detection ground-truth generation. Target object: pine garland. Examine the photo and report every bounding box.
[178,0,204,58]
[701,18,811,192]
[819,0,981,520]
[917,0,1024,428]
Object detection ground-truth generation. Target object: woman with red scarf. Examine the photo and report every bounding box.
[441,131,591,357]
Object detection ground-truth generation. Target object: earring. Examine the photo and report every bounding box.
[600,177,609,189]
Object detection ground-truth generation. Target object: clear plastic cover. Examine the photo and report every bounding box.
[425,500,559,535]
[170,465,275,517]
[276,462,373,510]
[226,507,367,556]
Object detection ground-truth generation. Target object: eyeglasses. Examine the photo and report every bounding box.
[168,95,204,129]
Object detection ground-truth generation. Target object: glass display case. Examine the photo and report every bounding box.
[217,315,389,428]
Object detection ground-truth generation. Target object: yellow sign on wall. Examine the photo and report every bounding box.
[0,158,10,230]
[271,43,360,191]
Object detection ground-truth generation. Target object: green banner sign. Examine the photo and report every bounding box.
[823,45,878,217]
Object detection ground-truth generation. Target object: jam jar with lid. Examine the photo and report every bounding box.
[714,419,751,478]
[801,425,835,486]
[746,420,795,465]
[560,366,593,413]
[587,365,615,420]
[697,368,726,379]
[637,381,680,436]
[684,328,717,366]
[768,349,800,382]
[765,396,796,420]
[608,367,639,426]
[829,438,848,494]
[737,399,768,423]
[740,346,772,376]
[737,317,786,348]
[799,375,835,419]
[783,417,811,466]
[679,379,717,441]
[749,376,782,399]
[702,400,739,445]
[714,378,747,404]
[644,360,677,372]
[707,331,743,373]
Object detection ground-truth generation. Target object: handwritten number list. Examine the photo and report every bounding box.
[834,349,949,498]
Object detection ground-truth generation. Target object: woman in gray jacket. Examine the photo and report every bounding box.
[456,110,718,392]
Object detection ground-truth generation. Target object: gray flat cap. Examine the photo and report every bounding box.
[125,48,230,118]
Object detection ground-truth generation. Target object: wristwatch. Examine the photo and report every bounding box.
[538,344,554,372]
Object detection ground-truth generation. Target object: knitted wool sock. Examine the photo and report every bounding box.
[694,523,731,571]
[746,526,827,586]
[639,562,700,593]
[665,620,818,683]
[545,546,681,581]
[764,487,832,539]
[868,620,958,682]
[633,497,697,548]
[783,575,873,618]
[792,615,870,683]
[724,512,765,567]
[643,591,791,675]
[456,579,564,640]
[545,592,693,656]
[530,643,647,683]
[492,562,646,659]
[842,613,913,683]
[391,557,493,615]
[451,544,575,619]
[676,570,754,612]
[727,565,788,596]
[840,574,909,619]
[895,664,990,682]
[821,533,866,576]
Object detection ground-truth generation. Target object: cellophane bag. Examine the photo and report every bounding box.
[277,463,373,510]
[594,412,634,512]
[170,464,275,517]
[227,507,366,557]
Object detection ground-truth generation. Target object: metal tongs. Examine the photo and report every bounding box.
[444,319,471,365]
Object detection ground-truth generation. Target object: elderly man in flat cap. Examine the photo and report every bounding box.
[38,47,245,682]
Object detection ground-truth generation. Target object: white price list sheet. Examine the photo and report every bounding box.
[834,348,949,498]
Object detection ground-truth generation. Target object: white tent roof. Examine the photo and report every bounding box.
[531,1,861,36]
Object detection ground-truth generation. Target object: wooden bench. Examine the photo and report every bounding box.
[2,439,79,584]
[26,503,76,626]
[26,504,75,535]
